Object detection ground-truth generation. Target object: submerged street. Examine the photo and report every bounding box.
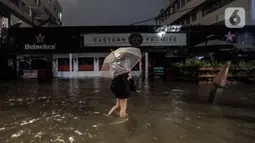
[0,78,255,143]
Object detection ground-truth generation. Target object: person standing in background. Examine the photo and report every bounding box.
[208,61,231,103]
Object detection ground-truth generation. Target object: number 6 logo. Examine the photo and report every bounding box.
[225,7,245,28]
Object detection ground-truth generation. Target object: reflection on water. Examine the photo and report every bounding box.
[0,78,255,143]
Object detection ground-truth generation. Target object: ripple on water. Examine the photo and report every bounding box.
[11,130,25,138]
[20,118,40,126]
[0,127,5,131]
[34,131,44,138]
[1,80,255,142]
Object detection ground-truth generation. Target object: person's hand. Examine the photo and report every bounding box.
[226,61,231,66]
[128,73,131,79]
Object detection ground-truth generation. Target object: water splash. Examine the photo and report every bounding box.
[11,130,25,138]
[69,136,75,143]
[20,118,39,126]
[74,130,83,135]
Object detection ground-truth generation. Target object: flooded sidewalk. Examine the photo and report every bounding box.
[0,79,255,143]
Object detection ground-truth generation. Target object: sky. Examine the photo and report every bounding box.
[58,0,164,26]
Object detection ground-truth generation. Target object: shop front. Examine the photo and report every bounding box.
[8,27,80,79]
[8,26,187,79]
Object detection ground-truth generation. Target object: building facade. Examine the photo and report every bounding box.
[0,0,62,28]
[7,26,187,79]
[155,0,253,25]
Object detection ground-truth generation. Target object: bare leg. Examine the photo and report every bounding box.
[107,99,119,116]
[123,99,128,116]
[208,84,218,103]
[119,99,125,118]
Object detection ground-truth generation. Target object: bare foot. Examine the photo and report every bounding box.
[103,113,110,116]
[116,112,128,116]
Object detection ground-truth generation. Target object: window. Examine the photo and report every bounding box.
[54,5,57,12]
[164,14,167,20]
[180,20,184,25]
[48,0,51,3]
[166,10,169,18]
[181,0,185,6]
[185,18,190,24]
[33,0,40,5]
[29,8,33,17]
[162,14,165,21]
[159,17,163,23]
[58,58,69,71]
[167,7,170,15]
[10,0,19,7]
[20,1,30,15]
[99,57,105,71]
[191,13,196,21]
[158,19,162,25]
[202,0,234,16]
[20,1,25,8]
[172,5,175,13]
[176,1,180,10]
[78,58,94,71]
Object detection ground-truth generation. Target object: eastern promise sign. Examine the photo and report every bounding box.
[83,33,187,47]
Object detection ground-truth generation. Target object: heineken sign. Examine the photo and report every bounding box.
[24,33,56,50]
[25,44,56,50]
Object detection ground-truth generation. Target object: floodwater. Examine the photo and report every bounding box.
[0,78,255,143]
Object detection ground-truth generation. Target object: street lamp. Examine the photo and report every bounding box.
[156,25,182,38]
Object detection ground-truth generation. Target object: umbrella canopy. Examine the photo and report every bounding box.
[101,47,142,78]
[192,39,234,53]
[232,43,255,49]
[194,39,231,47]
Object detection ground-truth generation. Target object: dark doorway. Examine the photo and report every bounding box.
[0,55,17,80]
[149,52,166,79]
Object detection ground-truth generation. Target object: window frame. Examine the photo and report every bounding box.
[58,58,70,71]
[191,13,197,21]
[78,57,94,71]
[181,0,185,6]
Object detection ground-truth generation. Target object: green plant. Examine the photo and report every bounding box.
[212,61,224,68]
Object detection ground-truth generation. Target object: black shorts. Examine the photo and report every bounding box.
[114,92,129,99]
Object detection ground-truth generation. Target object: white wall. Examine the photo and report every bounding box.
[53,53,141,78]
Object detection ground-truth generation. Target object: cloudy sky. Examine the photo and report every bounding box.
[58,0,164,26]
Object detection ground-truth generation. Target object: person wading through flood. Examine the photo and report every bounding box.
[106,72,131,118]
[208,61,231,103]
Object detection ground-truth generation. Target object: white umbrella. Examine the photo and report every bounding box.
[101,47,142,78]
